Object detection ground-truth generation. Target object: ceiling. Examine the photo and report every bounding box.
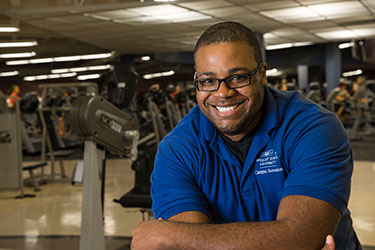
[0,0,374,84]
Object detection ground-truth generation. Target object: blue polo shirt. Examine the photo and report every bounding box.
[151,86,359,248]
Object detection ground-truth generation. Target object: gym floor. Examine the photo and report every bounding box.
[0,142,374,250]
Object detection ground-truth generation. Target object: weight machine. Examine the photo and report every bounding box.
[0,91,47,196]
[70,95,138,250]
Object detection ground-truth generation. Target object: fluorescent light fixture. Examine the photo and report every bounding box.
[156,11,211,22]
[263,33,278,39]
[143,70,175,79]
[128,5,186,16]
[6,52,114,66]
[154,0,175,2]
[342,69,362,77]
[77,74,101,80]
[141,56,151,61]
[266,43,293,50]
[0,41,38,48]
[88,65,112,71]
[266,68,282,77]
[81,52,113,60]
[293,42,314,47]
[24,72,77,81]
[30,58,54,64]
[0,71,19,77]
[7,60,29,65]
[0,26,20,32]
[265,42,314,50]
[308,2,365,19]
[316,30,357,40]
[51,69,69,74]
[260,7,322,23]
[51,64,112,74]
[0,52,36,59]
[338,42,355,49]
[54,55,81,62]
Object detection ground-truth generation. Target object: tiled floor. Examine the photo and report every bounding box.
[0,158,374,248]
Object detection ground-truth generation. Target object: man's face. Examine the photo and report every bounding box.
[14,86,20,95]
[194,41,267,141]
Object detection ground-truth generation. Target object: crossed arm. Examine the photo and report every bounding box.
[131,195,340,250]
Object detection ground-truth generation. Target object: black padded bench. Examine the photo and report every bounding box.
[22,162,48,191]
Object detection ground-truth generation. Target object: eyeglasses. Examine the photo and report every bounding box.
[194,62,263,92]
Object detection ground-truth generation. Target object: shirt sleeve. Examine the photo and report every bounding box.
[151,136,210,220]
[281,112,353,215]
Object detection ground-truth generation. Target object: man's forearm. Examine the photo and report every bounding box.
[132,196,340,250]
[133,218,326,250]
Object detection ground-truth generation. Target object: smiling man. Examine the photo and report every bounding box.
[131,22,361,250]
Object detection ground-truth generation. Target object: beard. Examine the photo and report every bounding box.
[209,87,264,137]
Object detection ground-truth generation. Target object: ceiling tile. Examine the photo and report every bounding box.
[126,4,188,16]
[260,6,325,23]
[229,0,269,4]
[46,15,95,24]
[89,9,140,19]
[332,14,374,24]
[177,1,234,10]
[361,0,375,12]
[315,29,360,40]
[199,6,251,17]
[308,1,371,19]
[298,0,348,4]
[244,1,300,11]
[271,27,305,36]
[292,20,337,29]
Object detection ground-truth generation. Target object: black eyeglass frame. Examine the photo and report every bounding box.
[194,61,263,92]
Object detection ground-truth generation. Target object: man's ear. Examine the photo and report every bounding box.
[260,62,268,86]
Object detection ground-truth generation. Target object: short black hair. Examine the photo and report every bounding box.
[194,21,262,63]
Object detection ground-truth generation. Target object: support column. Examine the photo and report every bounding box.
[297,65,308,90]
[256,33,266,61]
[325,43,341,93]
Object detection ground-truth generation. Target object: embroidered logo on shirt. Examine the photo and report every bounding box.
[255,149,282,175]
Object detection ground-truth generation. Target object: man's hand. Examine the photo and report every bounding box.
[322,235,335,250]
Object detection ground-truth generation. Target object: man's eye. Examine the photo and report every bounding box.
[199,79,216,85]
[231,75,248,83]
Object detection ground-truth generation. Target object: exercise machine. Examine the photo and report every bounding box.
[70,95,138,250]
[0,91,47,196]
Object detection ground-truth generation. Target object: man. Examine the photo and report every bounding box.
[132,22,360,250]
[326,80,351,125]
[7,84,20,109]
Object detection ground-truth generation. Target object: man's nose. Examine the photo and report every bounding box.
[214,80,235,97]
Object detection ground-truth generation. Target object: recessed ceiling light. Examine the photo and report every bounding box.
[154,0,175,2]
[143,70,175,79]
[338,42,355,49]
[0,71,19,77]
[141,56,151,61]
[0,26,19,32]
[265,43,293,50]
[6,52,114,65]
[342,69,362,77]
[0,52,36,59]
[0,41,38,48]
[77,74,101,80]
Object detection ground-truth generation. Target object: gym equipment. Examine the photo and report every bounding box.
[69,95,138,250]
[0,91,47,196]
[348,81,375,139]
[115,83,197,217]
[38,82,97,181]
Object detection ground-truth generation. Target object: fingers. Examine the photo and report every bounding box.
[322,235,335,250]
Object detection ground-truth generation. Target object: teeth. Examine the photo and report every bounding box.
[216,105,237,112]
